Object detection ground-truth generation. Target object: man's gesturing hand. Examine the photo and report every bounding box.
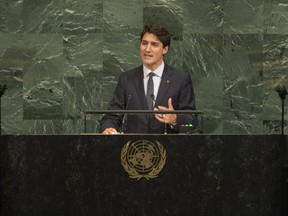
[155,98,177,124]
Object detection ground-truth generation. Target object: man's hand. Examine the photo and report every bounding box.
[155,98,177,124]
[102,128,120,135]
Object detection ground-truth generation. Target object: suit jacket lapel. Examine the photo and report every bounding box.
[156,64,173,106]
[132,66,148,110]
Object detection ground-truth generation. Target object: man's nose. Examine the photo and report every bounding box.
[145,44,151,51]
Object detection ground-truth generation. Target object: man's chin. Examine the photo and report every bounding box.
[143,61,154,67]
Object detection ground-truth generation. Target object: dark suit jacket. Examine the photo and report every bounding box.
[100,64,198,134]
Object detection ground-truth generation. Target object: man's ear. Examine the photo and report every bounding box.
[163,46,169,55]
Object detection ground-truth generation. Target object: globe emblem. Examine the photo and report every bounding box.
[127,140,161,173]
[121,140,167,180]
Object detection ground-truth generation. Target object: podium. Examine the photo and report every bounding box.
[0,135,286,216]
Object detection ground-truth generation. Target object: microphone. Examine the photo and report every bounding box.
[150,94,167,134]
[0,84,7,136]
[0,84,7,97]
[121,94,132,134]
[150,94,160,109]
[276,85,287,100]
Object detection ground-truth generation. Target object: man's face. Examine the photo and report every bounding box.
[140,33,168,71]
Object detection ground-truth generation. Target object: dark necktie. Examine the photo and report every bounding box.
[146,72,155,110]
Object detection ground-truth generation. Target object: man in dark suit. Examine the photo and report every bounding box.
[100,25,197,134]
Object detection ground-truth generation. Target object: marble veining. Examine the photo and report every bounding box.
[0,0,287,135]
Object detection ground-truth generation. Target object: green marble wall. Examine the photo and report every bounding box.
[0,0,287,135]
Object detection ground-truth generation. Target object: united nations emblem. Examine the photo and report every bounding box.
[121,140,167,180]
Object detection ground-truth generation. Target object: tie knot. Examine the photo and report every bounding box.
[148,72,155,78]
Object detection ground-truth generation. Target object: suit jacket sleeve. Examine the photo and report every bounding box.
[173,73,198,131]
[99,74,126,132]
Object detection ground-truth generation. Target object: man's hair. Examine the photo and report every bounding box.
[140,25,171,48]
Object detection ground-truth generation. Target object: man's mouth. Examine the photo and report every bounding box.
[144,54,153,58]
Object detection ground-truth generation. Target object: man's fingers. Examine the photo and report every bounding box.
[103,128,119,135]
[168,98,174,110]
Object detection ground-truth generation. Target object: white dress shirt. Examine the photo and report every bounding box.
[143,61,165,101]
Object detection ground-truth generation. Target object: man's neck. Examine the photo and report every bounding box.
[143,61,164,72]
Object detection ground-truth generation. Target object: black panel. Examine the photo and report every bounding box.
[0,135,286,216]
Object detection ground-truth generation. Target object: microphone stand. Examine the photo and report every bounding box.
[0,84,7,136]
[121,94,132,134]
[276,86,287,135]
[275,86,288,216]
[151,94,167,134]
[164,122,167,135]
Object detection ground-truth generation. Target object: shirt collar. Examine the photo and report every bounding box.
[143,61,165,78]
